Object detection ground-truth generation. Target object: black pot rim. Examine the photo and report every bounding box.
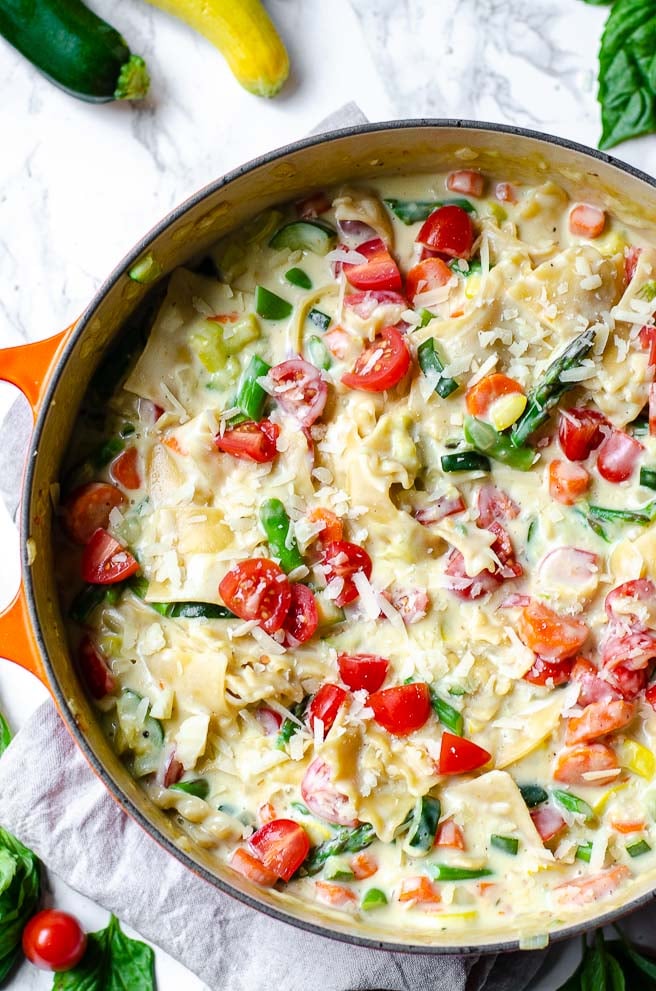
[24,117,656,956]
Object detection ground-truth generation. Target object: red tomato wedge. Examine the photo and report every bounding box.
[230,848,278,887]
[417,205,474,259]
[558,407,607,461]
[607,664,649,700]
[269,358,328,426]
[553,743,619,786]
[405,258,451,305]
[321,540,372,607]
[249,818,310,882]
[301,757,358,826]
[110,447,141,490]
[308,684,348,735]
[518,601,589,660]
[219,558,292,634]
[22,910,87,973]
[566,699,636,745]
[63,482,126,545]
[81,528,139,585]
[523,655,575,687]
[601,630,656,673]
[531,806,566,843]
[215,419,279,463]
[596,430,643,483]
[488,521,523,579]
[646,683,656,710]
[306,508,343,543]
[438,732,491,775]
[342,325,411,393]
[281,584,318,646]
[369,683,431,735]
[447,170,485,197]
[465,373,524,421]
[549,460,590,505]
[297,191,330,218]
[343,290,407,318]
[640,325,656,367]
[78,636,115,699]
[569,204,606,239]
[341,238,402,292]
[338,653,389,693]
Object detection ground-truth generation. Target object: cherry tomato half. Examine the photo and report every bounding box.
[368,683,431,736]
[269,358,328,427]
[597,429,643,483]
[341,238,402,292]
[249,818,310,882]
[219,558,292,634]
[321,540,373,607]
[558,407,607,461]
[63,482,126,546]
[342,326,411,393]
[308,684,348,735]
[416,205,474,259]
[282,583,319,646]
[22,910,87,972]
[110,447,141,490]
[438,731,491,775]
[81,528,139,585]
[338,653,389,693]
[405,258,451,306]
[215,420,280,463]
[78,636,115,699]
[301,757,358,826]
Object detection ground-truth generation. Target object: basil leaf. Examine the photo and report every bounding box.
[598,0,656,149]
[582,0,615,5]
[606,952,626,991]
[53,914,155,991]
[581,932,607,991]
[0,826,41,979]
[0,713,11,757]
[621,940,656,980]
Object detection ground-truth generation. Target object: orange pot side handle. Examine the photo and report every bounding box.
[0,585,48,685]
[0,325,76,689]
[0,324,75,414]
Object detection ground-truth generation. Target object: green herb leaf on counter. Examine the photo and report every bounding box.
[554,928,656,990]
[596,0,656,149]
[0,826,41,983]
[53,914,155,991]
[0,713,11,758]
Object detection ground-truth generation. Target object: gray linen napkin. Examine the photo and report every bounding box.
[0,104,562,989]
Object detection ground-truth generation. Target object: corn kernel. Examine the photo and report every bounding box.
[618,738,655,780]
[489,393,528,431]
[465,274,482,299]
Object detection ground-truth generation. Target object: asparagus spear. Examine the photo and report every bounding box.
[511,328,597,447]
[301,823,376,876]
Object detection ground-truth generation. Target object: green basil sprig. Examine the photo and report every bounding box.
[0,826,41,982]
[53,914,155,990]
[556,928,656,990]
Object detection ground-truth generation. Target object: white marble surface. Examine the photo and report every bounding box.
[2,0,656,987]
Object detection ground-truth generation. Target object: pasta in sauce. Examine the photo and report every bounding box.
[57,168,656,938]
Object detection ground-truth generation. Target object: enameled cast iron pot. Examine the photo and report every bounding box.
[3,120,656,954]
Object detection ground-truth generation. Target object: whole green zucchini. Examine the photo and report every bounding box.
[0,0,150,102]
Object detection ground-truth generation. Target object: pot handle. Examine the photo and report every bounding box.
[0,325,76,685]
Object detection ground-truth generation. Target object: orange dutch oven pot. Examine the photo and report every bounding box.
[2,120,656,953]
